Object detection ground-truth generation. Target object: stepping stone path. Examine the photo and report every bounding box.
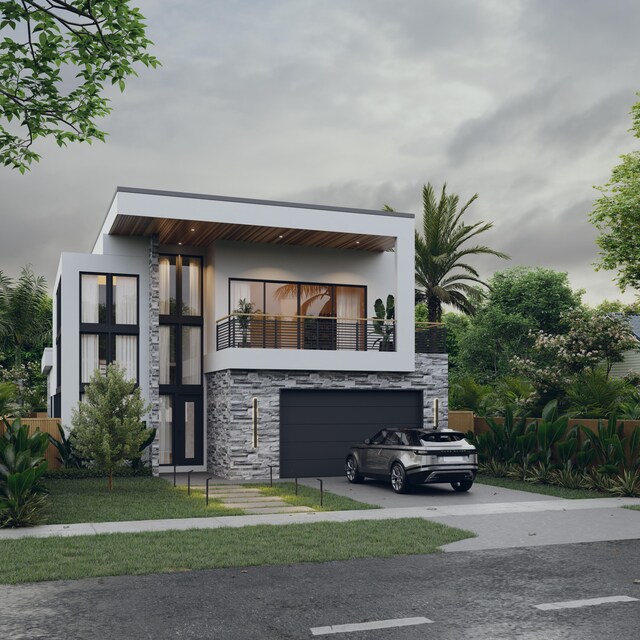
[204,485,315,515]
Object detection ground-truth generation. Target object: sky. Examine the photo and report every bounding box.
[1,0,639,305]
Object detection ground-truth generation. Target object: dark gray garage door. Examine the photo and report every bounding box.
[279,389,423,478]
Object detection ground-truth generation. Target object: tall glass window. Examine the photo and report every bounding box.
[79,273,139,396]
[159,395,173,465]
[113,276,137,325]
[181,326,201,384]
[81,274,107,323]
[184,402,195,459]
[181,257,202,316]
[81,334,108,383]
[114,335,138,381]
[159,326,176,385]
[159,256,177,315]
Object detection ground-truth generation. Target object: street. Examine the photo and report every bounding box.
[3,539,639,639]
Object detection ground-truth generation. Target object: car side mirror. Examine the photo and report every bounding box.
[364,438,371,445]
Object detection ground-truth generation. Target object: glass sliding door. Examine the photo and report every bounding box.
[336,286,366,350]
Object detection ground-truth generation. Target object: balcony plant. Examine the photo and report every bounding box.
[235,298,255,347]
[373,295,395,351]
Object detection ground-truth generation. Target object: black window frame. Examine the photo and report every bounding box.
[78,272,140,398]
[228,277,367,318]
[159,253,204,466]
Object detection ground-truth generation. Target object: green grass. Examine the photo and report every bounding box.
[43,477,243,524]
[624,505,640,512]
[0,519,474,585]
[248,482,379,511]
[476,474,604,499]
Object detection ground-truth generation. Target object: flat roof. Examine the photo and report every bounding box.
[113,186,415,219]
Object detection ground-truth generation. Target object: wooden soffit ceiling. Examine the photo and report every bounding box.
[109,215,395,251]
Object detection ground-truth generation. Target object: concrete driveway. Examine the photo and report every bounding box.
[300,475,557,508]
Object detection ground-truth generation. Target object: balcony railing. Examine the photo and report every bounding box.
[415,322,447,354]
[216,314,446,354]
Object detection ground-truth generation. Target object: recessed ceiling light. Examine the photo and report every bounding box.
[356,241,360,244]
[190,228,195,232]
[178,242,183,245]
[279,235,284,239]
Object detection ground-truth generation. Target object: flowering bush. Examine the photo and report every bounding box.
[511,309,638,393]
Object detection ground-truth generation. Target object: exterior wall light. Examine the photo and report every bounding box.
[252,397,258,448]
[433,398,440,430]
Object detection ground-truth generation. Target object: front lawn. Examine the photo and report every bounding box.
[476,474,604,499]
[0,518,474,584]
[43,477,243,524]
[248,482,378,511]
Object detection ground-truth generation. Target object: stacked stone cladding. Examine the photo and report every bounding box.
[205,353,447,480]
[148,234,160,475]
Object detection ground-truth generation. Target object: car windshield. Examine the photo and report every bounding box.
[417,431,466,445]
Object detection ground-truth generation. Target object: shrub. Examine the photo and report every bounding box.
[48,423,85,469]
[0,418,49,527]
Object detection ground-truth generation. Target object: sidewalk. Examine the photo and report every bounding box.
[2,496,639,551]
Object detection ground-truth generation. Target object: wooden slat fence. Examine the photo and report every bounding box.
[0,417,62,470]
[448,413,640,439]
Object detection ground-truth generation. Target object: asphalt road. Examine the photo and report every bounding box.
[3,540,640,640]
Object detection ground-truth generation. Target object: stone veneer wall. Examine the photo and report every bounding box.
[148,234,160,475]
[206,353,448,480]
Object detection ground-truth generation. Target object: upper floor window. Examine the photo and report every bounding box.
[81,274,137,325]
[79,273,139,390]
[229,278,366,319]
[160,255,201,317]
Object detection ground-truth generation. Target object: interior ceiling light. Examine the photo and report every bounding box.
[190,228,195,232]
[278,235,284,239]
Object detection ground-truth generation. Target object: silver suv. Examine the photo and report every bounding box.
[345,428,478,494]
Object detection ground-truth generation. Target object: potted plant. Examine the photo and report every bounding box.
[373,295,395,351]
[235,298,255,347]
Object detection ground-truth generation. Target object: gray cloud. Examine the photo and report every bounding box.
[0,0,638,309]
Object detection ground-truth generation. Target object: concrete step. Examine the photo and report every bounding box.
[206,491,266,499]
[242,506,315,514]
[222,500,290,509]
[216,495,288,505]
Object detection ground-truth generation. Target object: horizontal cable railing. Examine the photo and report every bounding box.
[415,322,447,354]
[216,315,448,354]
[216,313,396,352]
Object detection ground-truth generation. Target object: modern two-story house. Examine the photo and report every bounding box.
[43,187,448,479]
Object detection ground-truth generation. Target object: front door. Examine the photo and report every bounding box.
[172,395,203,466]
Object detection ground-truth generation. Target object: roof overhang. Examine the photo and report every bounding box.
[95,187,412,253]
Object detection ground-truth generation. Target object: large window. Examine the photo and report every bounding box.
[229,279,366,319]
[159,254,203,466]
[79,273,139,395]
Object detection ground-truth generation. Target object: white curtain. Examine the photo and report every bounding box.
[159,396,173,465]
[115,335,137,381]
[336,287,363,349]
[230,281,252,311]
[81,334,99,382]
[114,276,137,324]
[159,326,171,384]
[159,257,171,315]
[182,326,201,384]
[185,259,201,315]
[81,275,99,323]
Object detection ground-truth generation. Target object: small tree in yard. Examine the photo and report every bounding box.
[71,364,151,492]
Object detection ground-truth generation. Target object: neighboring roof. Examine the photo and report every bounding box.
[627,315,640,340]
[612,313,640,340]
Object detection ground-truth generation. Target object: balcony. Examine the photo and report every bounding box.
[216,314,446,354]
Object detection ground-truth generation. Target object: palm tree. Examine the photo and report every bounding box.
[0,265,51,367]
[389,183,508,322]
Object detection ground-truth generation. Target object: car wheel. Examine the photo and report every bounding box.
[345,456,364,483]
[390,462,408,494]
[451,480,473,492]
